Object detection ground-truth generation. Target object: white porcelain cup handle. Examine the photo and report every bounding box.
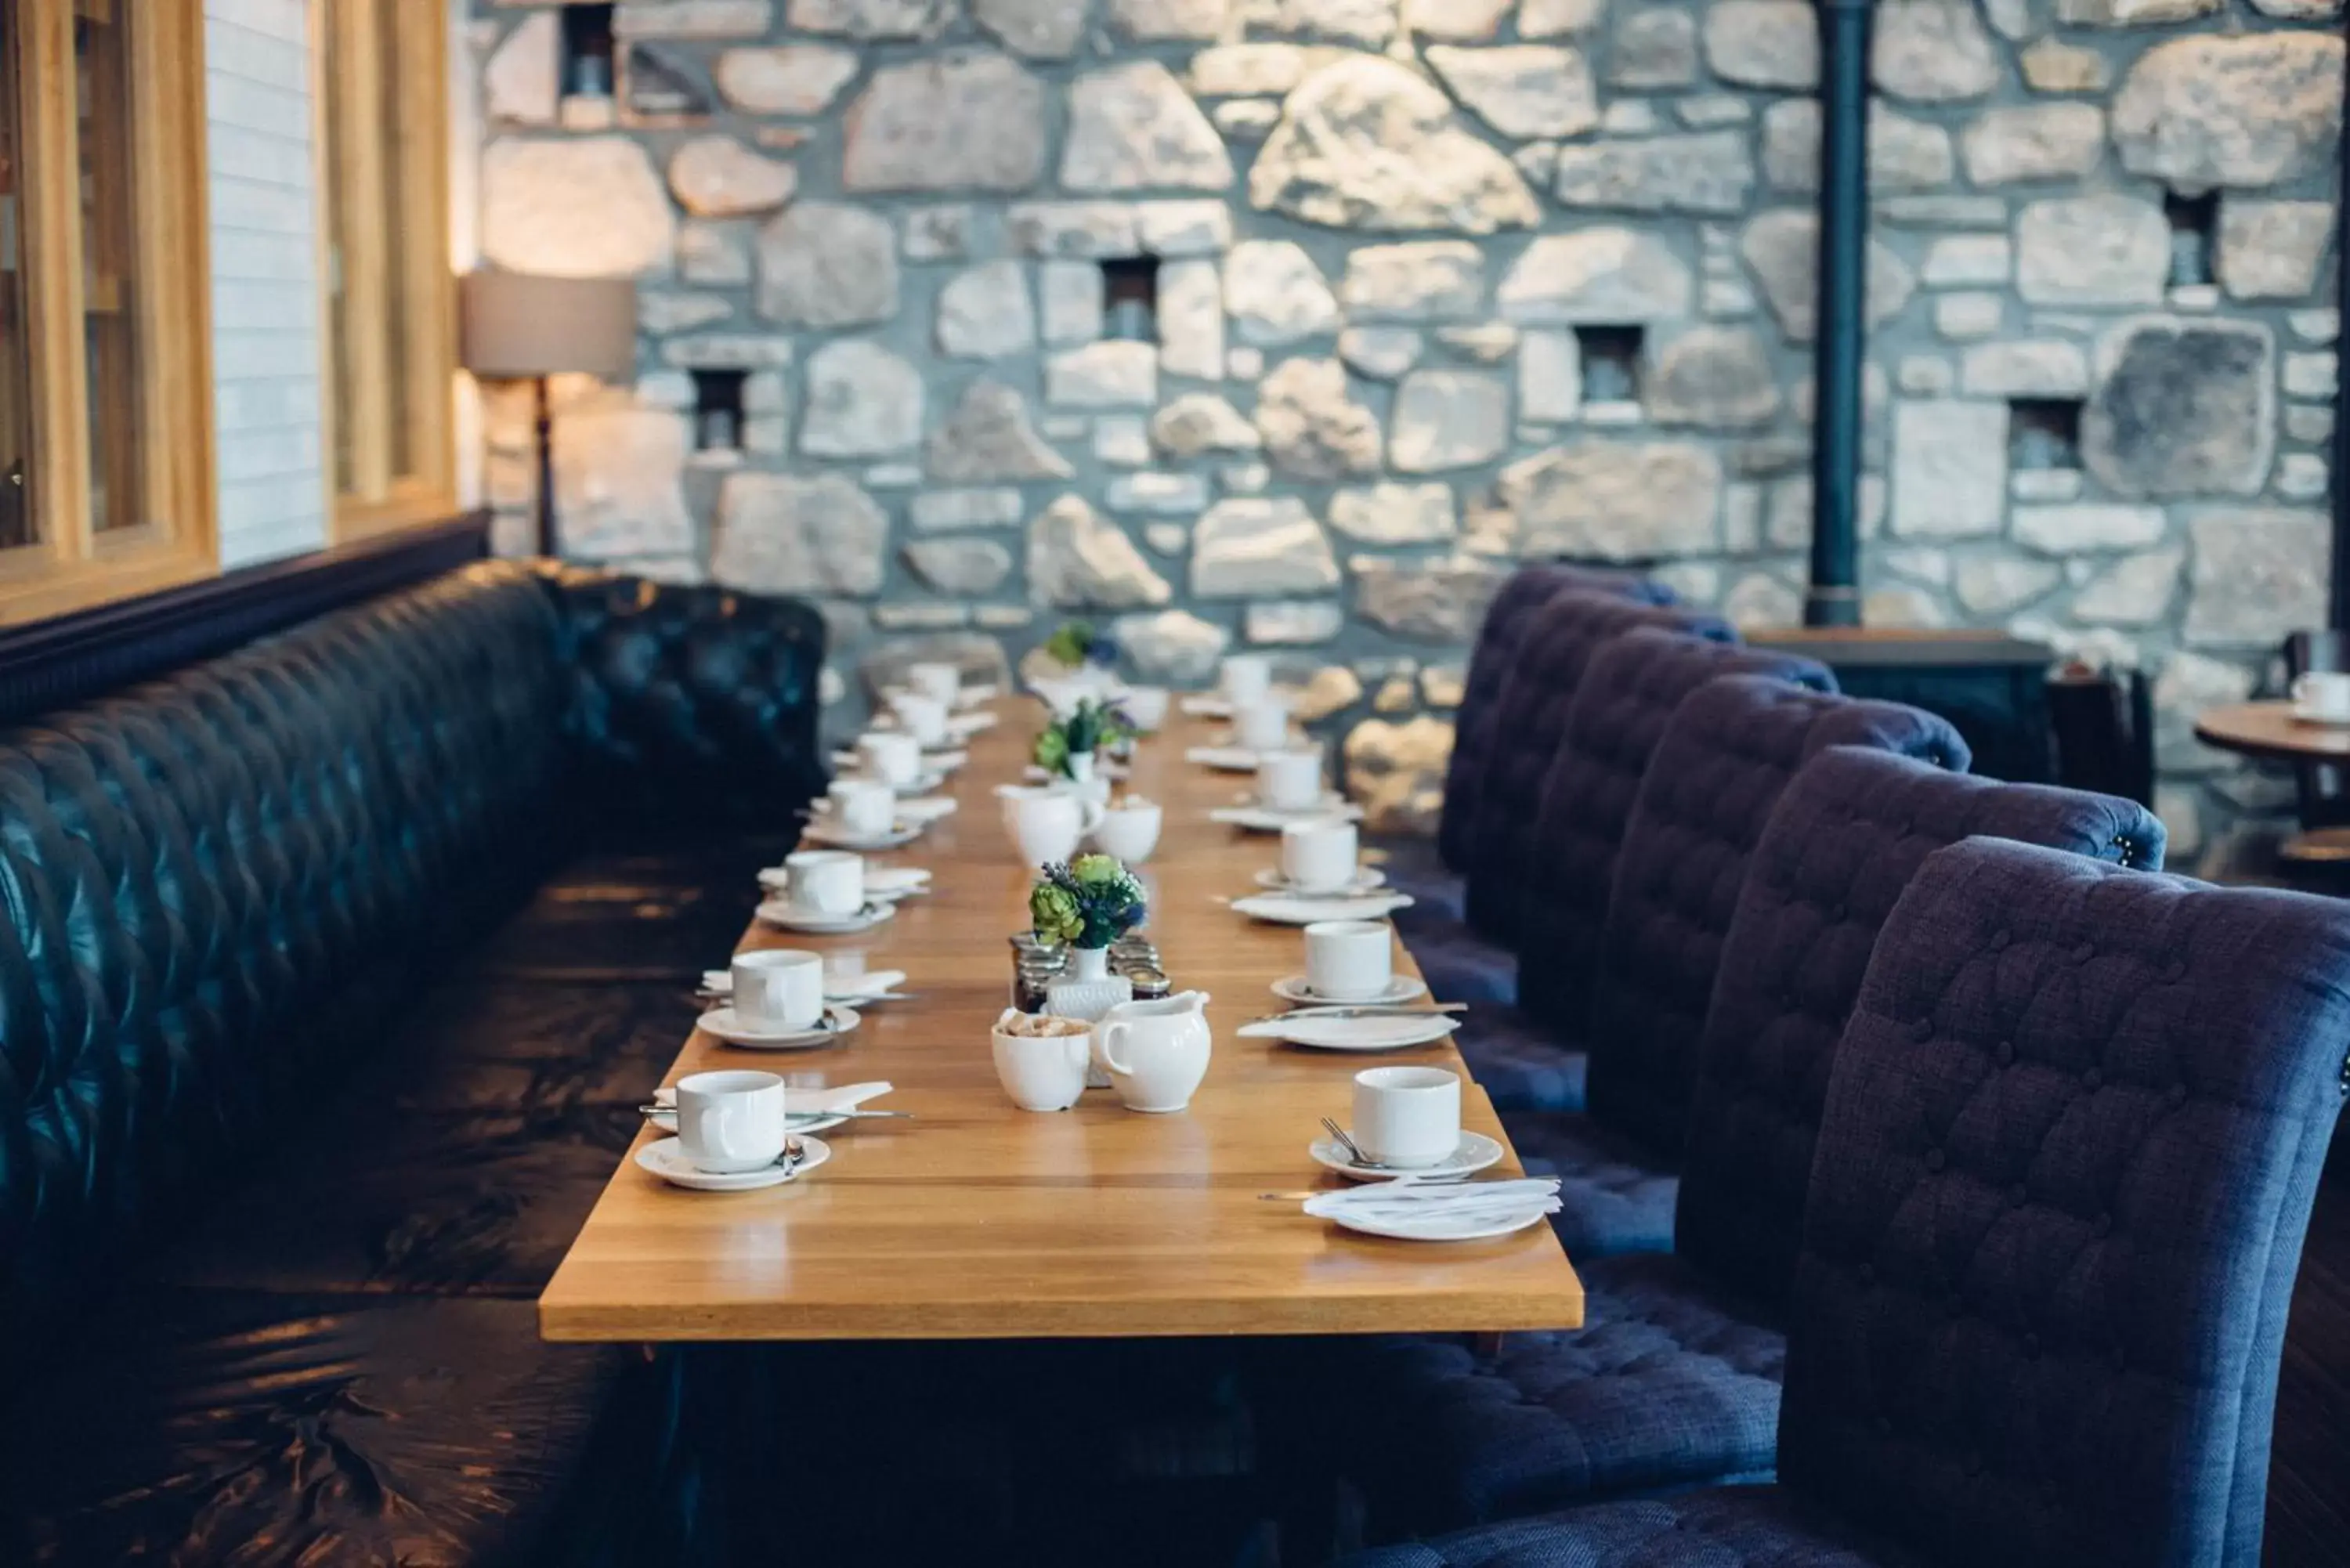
[1098,1021,1134,1075]
[2294,674,2312,703]
[1079,800,1107,835]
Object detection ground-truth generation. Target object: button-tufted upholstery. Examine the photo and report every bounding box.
[1781,838,2349,1566]
[1583,680,1970,1164]
[1436,566,1670,876]
[0,560,823,1562]
[1463,597,1734,946]
[1455,1009,1590,1115]
[1332,1254,1784,1539]
[1677,748,2166,1308]
[1513,630,1835,1039]
[1337,840,2349,1568]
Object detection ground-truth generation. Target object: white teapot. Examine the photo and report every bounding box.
[1096,991,1213,1114]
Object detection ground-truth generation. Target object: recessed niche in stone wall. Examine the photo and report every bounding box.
[2008,398,2083,474]
[1575,325,1643,408]
[2163,190,2218,291]
[692,368,747,453]
[559,4,617,127]
[1101,257,1160,341]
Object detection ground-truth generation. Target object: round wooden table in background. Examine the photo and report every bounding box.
[2193,701,2350,765]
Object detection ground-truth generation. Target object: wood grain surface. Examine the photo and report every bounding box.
[2194,701,2350,765]
[538,703,1585,1342]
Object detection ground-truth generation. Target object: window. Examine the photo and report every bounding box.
[0,0,213,626]
[321,0,454,534]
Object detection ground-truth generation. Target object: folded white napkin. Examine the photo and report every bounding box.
[653,1079,895,1114]
[1303,1177,1561,1221]
[897,796,958,824]
[1235,1013,1459,1044]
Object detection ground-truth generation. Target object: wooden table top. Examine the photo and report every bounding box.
[2194,701,2350,764]
[538,705,1585,1342]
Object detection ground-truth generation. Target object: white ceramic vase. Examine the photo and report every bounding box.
[1046,945,1131,1090]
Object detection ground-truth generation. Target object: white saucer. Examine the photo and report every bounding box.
[756,898,898,935]
[895,796,959,825]
[1179,694,1235,719]
[1213,804,1368,833]
[1235,789,1350,815]
[2292,706,2350,728]
[1253,868,1389,895]
[1271,973,1426,1006]
[1244,1011,1459,1050]
[802,819,923,851]
[636,1134,833,1192]
[882,682,998,711]
[1318,1199,1553,1243]
[1227,891,1413,925]
[1186,746,1262,771]
[697,1004,863,1050]
[1310,1131,1504,1183]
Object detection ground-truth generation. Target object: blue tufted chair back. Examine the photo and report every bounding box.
[1583,678,1969,1160]
[1435,565,1668,874]
[1676,747,2167,1313]
[1513,627,1835,1037]
[1780,838,2350,1567]
[1462,596,1734,945]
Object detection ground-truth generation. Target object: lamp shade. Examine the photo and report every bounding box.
[459,271,638,380]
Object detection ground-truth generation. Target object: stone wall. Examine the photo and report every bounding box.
[464,0,2342,869]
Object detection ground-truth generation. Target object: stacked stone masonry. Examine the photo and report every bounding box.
[470,0,2342,869]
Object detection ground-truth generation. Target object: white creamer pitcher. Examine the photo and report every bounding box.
[1096,992,1213,1114]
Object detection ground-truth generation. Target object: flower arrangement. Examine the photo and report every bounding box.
[1043,619,1121,670]
[1029,854,1149,951]
[1032,698,1133,777]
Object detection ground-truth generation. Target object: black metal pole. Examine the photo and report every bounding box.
[2331,33,2350,631]
[1806,0,1874,629]
[534,374,557,559]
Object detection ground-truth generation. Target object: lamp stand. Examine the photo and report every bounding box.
[533,374,557,558]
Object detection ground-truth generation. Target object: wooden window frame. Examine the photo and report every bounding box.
[0,0,215,627]
[320,0,457,540]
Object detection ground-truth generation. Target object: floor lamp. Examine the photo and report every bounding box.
[458,271,638,558]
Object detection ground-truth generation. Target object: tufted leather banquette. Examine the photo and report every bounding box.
[1338,839,2348,1568]
[0,561,825,1563]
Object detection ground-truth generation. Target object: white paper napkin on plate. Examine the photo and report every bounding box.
[896,796,959,824]
[1236,1013,1459,1047]
[1303,1177,1560,1223]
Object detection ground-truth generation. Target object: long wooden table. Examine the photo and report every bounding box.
[539,706,1585,1342]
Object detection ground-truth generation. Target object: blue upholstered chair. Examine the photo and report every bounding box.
[1339,836,2348,1568]
[1458,632,1834,1116]
[1517,679,1968,1259]
[1325,754,2164,1541]
[1412,567,1671,923]
[1416,595,1732,1010]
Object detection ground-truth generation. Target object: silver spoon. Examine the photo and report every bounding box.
[1320,1115,1379,1168]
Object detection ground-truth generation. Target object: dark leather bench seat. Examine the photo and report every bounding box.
[0,562,825,1566]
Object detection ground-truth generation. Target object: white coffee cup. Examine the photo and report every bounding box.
[890,692,951,747]
[1221,654,1273,708]
[827,778,896,838]
[1256,747,1324,812]
[732,948,826,1030]
[2294,670,2350,721]
[858,730,924,789]
[1093,797,1163,864]
[1234,698,1292,754]
[1122,686,1170,733]
[992,1014,1094,1112]
[1000,785,1105,866]
[1306,919,1393,1002]
[786,850,864,917]
[1282,817,1360,893]
[674,1069,789,1173]
[907,662,962,707]
[1351,1065,1461,1169]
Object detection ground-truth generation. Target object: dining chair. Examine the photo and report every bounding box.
[1515,678,1968,1259]
[1339,836,2350,1568]
[1318,753,2164,1543]
[1412,591,1727,1009]
[1455,628,1833,1116]
[1430,565,1672,892]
